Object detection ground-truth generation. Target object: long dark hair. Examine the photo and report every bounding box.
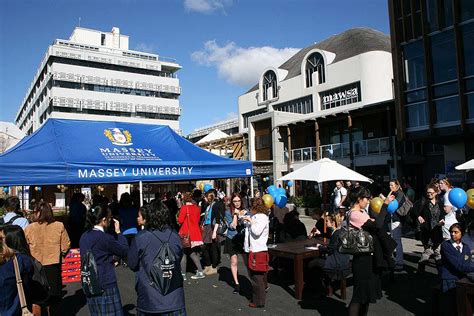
[35,202,55,224]
[85,205,110,230]
[140,199,170,231]
[3,225,31,256]
[354,187,371,204]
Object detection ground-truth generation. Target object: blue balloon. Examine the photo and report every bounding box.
[277,188,286,197]
[3,187,8,193]
[287,181,293,187]
[268,185,277,196]
[448,188,468,209]
[275,194,288,208]
[204,183,213,193]
[387,200,399,214]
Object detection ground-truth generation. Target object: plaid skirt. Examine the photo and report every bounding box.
[137,308,187,316]
[86,286,124,316]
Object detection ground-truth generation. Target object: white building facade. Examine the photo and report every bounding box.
[15,27,182,135]
[238,28,397,189]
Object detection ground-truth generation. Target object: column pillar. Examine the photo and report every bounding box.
[348,114,354,169]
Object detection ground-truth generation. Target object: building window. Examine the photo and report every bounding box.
[406,102,429,128]
[462,23,474,77]
[305,52,325,87]
[402,40,426,90]
[273,95,313,114]
[242,108,267,128]
[255,134,271,150]
[426,0,439,32]
[466,93,474,119]
[101,34,106,46]
[461,0,474,21]
[262,71,278,101]
[435,95,460,124]
[430,30,457,84]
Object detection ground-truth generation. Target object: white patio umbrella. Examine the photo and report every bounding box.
[278,158,373,183]
[455,159,474,171]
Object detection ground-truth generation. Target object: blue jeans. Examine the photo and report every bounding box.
[391,222,403,268]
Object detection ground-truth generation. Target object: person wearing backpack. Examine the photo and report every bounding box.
[79,205,128,316]
[128,199,186,315]
[0,196,29,229]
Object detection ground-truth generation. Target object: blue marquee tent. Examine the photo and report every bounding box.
[0,119,253,186]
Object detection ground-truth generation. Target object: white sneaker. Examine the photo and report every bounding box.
[191,271,206,279]
[182,273,187,281]
[203,266,211,274]
[205,267,218,275]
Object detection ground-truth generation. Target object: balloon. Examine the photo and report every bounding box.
[387,200,399,214]
[3,187,8,193]
[467,189,474,209]
[448,188,468,209]
[199,183,204,191]
[370,197,384,214]
[204,183,213,193]
[268,185,277,196]
[37,187,42,192]
[287,181,293,187]
[277,188,286,197]
[275,194,288,208]
[262,194,274,208]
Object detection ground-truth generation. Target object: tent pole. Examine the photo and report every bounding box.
[139,181,143,207]
[250,176,254,198]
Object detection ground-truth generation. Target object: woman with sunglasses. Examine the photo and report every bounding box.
[223,193,247,294]
[417,184,443,272]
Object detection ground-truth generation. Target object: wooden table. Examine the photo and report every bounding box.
[456,278,474,316]
[268,239,321,300]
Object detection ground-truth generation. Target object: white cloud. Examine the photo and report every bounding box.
[133,43,156,53]
[191,40,300,87]
[184,0,232,14]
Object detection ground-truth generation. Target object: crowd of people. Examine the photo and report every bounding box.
[0,176,473,315]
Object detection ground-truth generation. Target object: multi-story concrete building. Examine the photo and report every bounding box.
[238,28,397,193]
[187,118,239,144]
[388,0,474,187]
[15,27,182,135]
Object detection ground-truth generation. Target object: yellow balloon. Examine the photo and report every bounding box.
[262,194,274,209]
[199,182,204,191]
[370,197,384,214]
[467,189,474,209]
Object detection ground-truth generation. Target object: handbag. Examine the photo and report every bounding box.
[180,206,191,248]
[338,211,374,255]
[396,195,413,217]
[216,214,228,236]
[248,251,269,272]
[13,255,34,316]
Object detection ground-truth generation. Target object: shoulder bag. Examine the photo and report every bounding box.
[338,211,374,255]
[396,194,413,217]
[180,206,191,248]
[13,255,34,316]
[246,224,269,272]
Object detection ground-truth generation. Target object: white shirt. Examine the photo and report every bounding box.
[442,211,458,240]
[2,212,29,230]
[334,187,347,207]
[452,241,463,253]
[244,213,269,253]
[93,225,104,232]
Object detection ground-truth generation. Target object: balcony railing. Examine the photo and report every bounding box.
[285,136,393,163]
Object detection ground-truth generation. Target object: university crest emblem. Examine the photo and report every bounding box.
[104,128,133,146]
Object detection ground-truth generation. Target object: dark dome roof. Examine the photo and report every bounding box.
[246,27,390,93]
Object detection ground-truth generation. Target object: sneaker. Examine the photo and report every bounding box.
[205,267,218,275]
[202,266,211,274]
[182,273,187,281]
[265,285,270,293]
[191,271,206,279]
[233,284,240,294]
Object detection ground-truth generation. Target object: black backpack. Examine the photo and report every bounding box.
[0,214,23,226]
[80,246,103,297]
[145,230,183,295]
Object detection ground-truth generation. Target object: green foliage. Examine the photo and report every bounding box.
[291,196,305,207]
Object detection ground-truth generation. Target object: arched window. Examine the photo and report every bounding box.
[306,52,325,87]
[262,70,278,101]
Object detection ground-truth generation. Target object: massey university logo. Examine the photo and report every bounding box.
[104,128,133,146]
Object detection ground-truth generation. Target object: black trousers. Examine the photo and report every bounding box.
[203,241,220,268]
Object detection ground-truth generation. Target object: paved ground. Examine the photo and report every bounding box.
[62,218,440,315]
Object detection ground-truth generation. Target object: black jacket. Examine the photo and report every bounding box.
[366,204,396,270]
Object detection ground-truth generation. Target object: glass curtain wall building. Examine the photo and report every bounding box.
[389,0,474,185]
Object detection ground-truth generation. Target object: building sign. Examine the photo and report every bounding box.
[320,81,362,110]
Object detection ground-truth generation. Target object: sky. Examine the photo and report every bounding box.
[0,0,390,135]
